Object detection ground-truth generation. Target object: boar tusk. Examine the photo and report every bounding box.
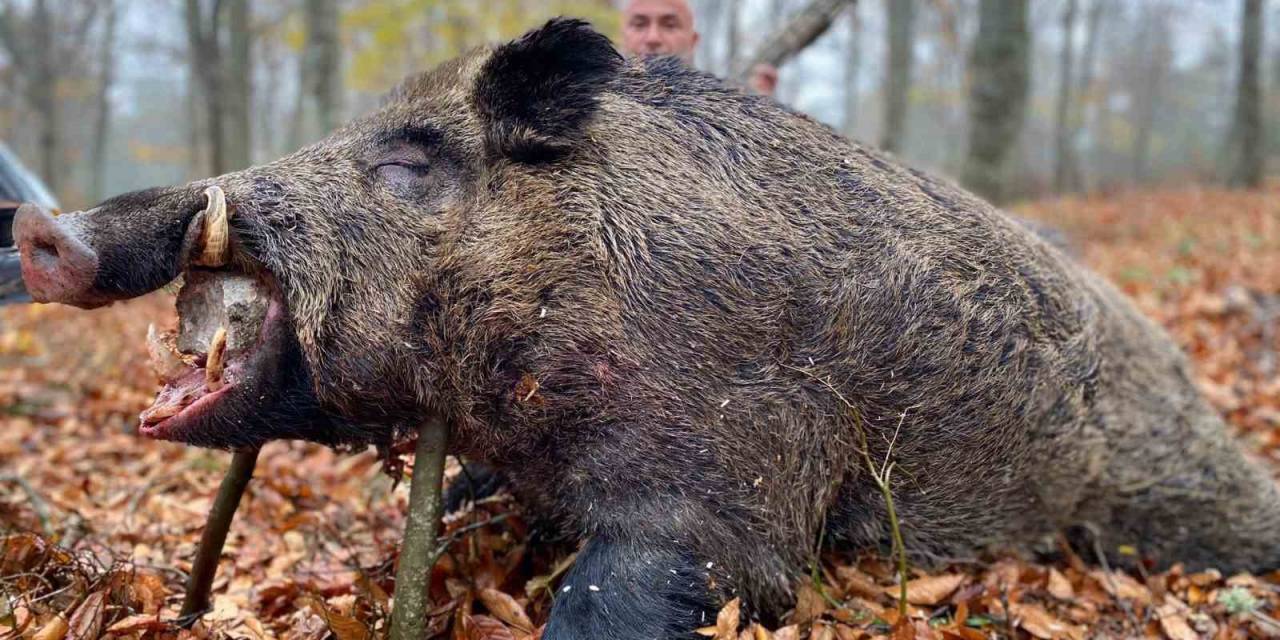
[193,185,231,267]
[205,327,228,391]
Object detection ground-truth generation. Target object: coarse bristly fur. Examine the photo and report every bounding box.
[27,19,1280,640]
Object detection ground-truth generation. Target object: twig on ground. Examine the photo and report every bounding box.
[782,363,911,618]
[0,472,53,536]
[389,414,450,640]
[177,447,260,629]
[1085,522,1140,631]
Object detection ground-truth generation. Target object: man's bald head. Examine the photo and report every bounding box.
[621,0,699,64]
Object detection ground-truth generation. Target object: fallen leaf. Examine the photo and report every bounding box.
[886,574,966,606]
[1091,570,1151,604]
[31,616,68,640]
[808,622,835,640]
[774,625,801,640]
[793,584,827,625]
[714,597,742,639]
[833,625,862,640]
[891,616,916,640]
[466,614,517,640]
[479,588,534,633]
[1047,569,1074,600]
[128,571,168,615]
[836,566,883,600]
[1156,604,1198,640]
[66,591,105,640]
[104,614,168,635]
[300,595,371,640]
[1011,602,1083,640]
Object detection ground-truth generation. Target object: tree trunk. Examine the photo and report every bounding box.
[725,0,741,79]
[735,0,856,79]
[1130,9,1169,185]
[1052,0,1078,193]
[224,0,252,170]
[1072,0,1107,192]
[292,0,343,149]
[32,0,60,197]
[962,0,1030,203]
[1227,0,1265,188]
[186,0,221,175]
[841,7,862,138]
[91,0,118,202]
[879,0,915,154]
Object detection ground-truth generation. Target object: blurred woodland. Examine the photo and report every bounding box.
[0,0,1274,209]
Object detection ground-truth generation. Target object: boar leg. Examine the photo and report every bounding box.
[542,537,716,640]
[177,447,259,627]
[443,461,508,513]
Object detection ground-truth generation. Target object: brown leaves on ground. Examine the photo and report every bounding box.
[1,186,1278,638]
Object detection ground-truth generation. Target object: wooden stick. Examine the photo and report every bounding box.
[389,415,450,640]
[177,447,259,628]
[735,0,857,79]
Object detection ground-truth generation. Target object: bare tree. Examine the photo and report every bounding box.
[0,0,102,199]
[185,0,252,175]
[1073,0,1107,191]
[1226,0,1265,188]
[841,7,862,138]
[291,0,343,149]
[879,0,915,154]
[186,0,224,175]
[90,0,118,201]
[0,0,59,195]
[737,0,857,78]
[962,0,1030,203]
[1130,5,1171,184]
[224,0,252,170]
[1052,0,1078,193]
[725,0,741,78]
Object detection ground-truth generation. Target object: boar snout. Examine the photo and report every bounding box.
[13,184,234,308]
[13,204,103,308]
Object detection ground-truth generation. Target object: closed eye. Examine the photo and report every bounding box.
[377,161,429,174]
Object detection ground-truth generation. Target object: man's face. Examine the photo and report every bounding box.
[621,0,699,63]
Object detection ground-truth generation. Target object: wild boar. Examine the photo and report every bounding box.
[14,19,1280,639]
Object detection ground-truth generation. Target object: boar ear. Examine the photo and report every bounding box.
[474,18,623,163]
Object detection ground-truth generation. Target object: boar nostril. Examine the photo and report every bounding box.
[32,240,60,268]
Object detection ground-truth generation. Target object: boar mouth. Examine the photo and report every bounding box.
[139,269,287,443]
[137,186,296,446]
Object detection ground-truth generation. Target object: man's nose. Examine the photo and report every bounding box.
[643,24,663,45]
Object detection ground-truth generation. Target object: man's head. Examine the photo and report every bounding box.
[620,0,699,64]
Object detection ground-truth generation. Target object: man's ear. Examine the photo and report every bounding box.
[474,18,623,163]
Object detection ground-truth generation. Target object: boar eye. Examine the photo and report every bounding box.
[375,161,431,195]
[376,161,429,178]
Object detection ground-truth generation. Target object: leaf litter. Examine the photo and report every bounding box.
[1,186,1278,638]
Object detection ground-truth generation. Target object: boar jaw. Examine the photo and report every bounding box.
[139,271,281,443]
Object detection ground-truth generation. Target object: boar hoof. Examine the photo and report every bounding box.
[542,537,716,640]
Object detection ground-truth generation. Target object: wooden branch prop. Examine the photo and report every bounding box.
[735,0,857,79]
[389,415,450,640]
[178,447,260,628]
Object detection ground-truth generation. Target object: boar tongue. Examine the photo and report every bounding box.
[140,368,207,423]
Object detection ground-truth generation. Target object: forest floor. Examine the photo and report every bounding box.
[0,185,1278,639]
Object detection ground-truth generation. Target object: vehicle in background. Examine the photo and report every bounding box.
[0,142,59,305]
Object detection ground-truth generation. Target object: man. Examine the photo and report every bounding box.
[620,0,778,96]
